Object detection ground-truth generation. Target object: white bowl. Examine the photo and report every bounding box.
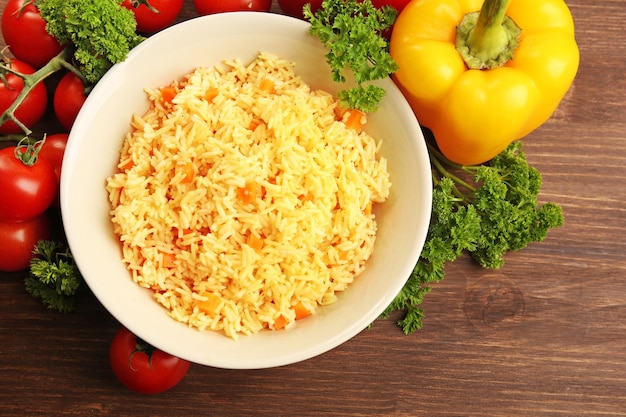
[61,12,431,369]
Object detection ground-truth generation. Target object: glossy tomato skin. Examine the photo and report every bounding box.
[193,0,272,15]
[0,214,51,272]
[109,327,191,395]
[53,72,87,132]
[39,133,69,184]
[371,0,411,12]
[277,0,322,19]
[0,58,48,134]
[122,0,184,34]
[39,133,69,207]
[0,146,57,222]
[1,0,64,68]
[277,0,409,20]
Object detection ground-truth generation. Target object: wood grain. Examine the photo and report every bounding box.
[1,1,625,416]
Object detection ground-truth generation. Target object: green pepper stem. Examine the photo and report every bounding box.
[469,0,510,57]
[427,142,477,198]
[456,0,521,69]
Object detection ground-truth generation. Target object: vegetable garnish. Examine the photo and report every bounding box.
[390,0,580,165]
[25,240,84,313]
[0,0,144,136]
[307,0,564,333]
[379,141,563,334]
[109,327,190,395]
[304,0,398,113]
[36,0,144,83]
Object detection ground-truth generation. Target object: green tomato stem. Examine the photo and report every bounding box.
[13,136,45,167]
[0,47,77,136]
[456,0,521,69]
[0,134,31,143]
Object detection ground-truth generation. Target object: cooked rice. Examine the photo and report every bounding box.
[106,52,391,339]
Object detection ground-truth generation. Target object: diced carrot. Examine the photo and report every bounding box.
[175,227,194,245]
[237,181,262,205]
[118,158,134,172]
[160,85,178,104]
[248,118,262,131]
[343,109,366,132]
[177,162,195,183]
[258,77,275,93]
[197,292,222,315]
[293,302,312,320]
[204,87,219,103]
[247,233,264,252]
[161,252,176,268]
[364,200,373,216]
[273,314,288,330]
[299,191,314,203]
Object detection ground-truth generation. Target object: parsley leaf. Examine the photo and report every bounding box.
[380,140,564,334]
[25,240,84,313]
[36,0,144,83]
[305,0,398,113]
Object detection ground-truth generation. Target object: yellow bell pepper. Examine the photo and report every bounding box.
[390,0,580,165]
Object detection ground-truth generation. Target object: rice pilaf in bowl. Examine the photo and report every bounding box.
[61,12,431,368]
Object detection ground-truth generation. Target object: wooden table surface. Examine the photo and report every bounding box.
[1,1,625,416]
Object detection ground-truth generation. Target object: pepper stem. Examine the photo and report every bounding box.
[456,0,521,69]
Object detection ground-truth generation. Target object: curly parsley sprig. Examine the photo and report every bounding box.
[304,0,398,113]
[36,0,144,84]
[380,141,564,334]
[25,240,84,313]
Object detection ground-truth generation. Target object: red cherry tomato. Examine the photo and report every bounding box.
[277,0,322,20]
[1,0,64,68]
[39,133,69,184]
[371,0,411,12]
[39,133,69,207]
[109,327,191,395]
[0,214,51,272]
[0,145,57,222]
[193,0,272,15]
[277,0,410,20]
[53,72,87,132]
[122,0,184,34]
[0,58,48,134]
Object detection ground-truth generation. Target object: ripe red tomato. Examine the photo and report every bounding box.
[109,327,191,394]
[1,0,64,68]
[122,0,184,34]
[39,133,69,207]
[193,0,272,16]
[0,145,57,222]
[53,72,87,132]
[0,58,48,134]
[371,0,411,12]
[39,133,69,184]
[0,213,51,272]
[277,0,409,20]
[277,0,322,19]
